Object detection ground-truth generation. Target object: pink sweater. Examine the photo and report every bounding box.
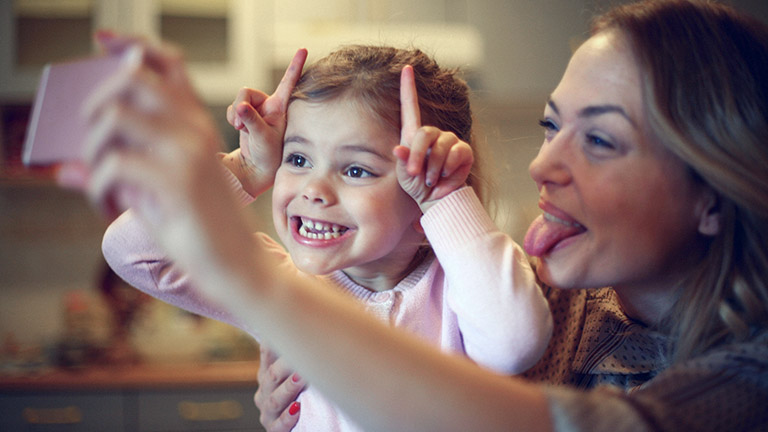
[102,183,552,432]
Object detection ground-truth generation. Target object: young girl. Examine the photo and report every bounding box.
[98,42,552,431]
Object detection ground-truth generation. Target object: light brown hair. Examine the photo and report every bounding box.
[593,0,768,362]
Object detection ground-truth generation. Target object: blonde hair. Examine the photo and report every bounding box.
[593,0,768,362]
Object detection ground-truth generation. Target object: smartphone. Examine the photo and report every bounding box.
[22,54,125,167]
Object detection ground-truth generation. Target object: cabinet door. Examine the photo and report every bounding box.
[0,391,125,431]
[135,388,265,431]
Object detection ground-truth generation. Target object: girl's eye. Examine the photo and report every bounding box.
[344,166,373,178]
[286,153,308,168]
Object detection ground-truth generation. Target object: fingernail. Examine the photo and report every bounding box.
[291,373,301,383]
[95,29,116,43]
[289,402,301,416]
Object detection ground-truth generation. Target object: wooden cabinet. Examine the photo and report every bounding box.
[136,389,262,431]
[0,362,265,432]
[1,390,126,430]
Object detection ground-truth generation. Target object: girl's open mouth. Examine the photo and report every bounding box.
[296,217,349,240]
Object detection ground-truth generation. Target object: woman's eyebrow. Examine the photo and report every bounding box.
[547,99,637,129]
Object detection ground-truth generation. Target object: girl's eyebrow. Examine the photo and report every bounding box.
[338,144,392,161]
[284,135,309,145]
[284,135,392,161]
[547,99,638,129]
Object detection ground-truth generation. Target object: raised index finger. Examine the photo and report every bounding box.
[272,48,308,109]
[400,65,422,145]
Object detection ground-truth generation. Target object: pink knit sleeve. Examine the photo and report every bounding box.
[420,187,553,374]
[100,167,264,332]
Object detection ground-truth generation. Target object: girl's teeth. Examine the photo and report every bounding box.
[298,218,344,239]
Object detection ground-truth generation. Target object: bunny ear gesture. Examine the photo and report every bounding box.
[395,65,474,213]
[222,48,308,197]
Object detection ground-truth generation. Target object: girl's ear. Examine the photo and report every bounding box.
[697,188,721,236]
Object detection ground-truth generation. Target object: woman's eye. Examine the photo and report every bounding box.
[286,153,308,168]
[538,118,557,130]
[538,118,558,140]
[344,166,373,178]
[586,134,615,150]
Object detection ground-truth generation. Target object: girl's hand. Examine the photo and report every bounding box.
[223,49,308,197]
[394,65,474,214]
[255,346,306,432]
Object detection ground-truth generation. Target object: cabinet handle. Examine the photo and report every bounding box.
[23,406,83,424]
[177,399,243,422]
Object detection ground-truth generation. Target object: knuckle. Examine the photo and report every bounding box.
[266,396,282,413]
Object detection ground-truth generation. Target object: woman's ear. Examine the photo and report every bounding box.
[697,188,721,236]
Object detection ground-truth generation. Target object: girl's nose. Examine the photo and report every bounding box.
[301,177,336,206]
[528,134,573,191]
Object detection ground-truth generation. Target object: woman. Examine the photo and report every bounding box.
[68,0,767,430]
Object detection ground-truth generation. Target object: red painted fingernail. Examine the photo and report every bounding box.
[292,373,301,383]
[289,402,301,416]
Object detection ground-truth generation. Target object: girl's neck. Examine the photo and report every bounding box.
[343,248,432,292]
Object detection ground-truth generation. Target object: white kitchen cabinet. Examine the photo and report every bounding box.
[1,0,482,104]
[1,0,269,105]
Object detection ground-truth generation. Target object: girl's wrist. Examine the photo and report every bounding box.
[218,150,275,198]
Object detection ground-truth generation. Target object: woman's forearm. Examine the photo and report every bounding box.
[228,256,553,432]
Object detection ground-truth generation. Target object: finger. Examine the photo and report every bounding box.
[226,104,242,130]
[83,93,165,166]
[399,65,422,145]
[131,39,187,83]
[258,346,285,387]
[55,162,90,190]
[86,149,167,220]
[272,48,308,109]
[94,30,146,56]
[260,345,279,368]
[235,99,270,136]
[406,126,440,177]
[424,133,457,187]
[227,88,267,130]
[393,145,410,164]
[441,141,474,179]
[82,46,143,121]
[267,402,301,432]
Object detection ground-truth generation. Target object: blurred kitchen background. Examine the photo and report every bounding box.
[1,0,767,429]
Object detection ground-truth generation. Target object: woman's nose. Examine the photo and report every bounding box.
[528,135,572,191]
